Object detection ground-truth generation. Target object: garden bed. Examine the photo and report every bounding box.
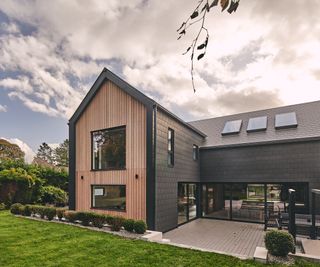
[10,203,147,239]
[15,214,145,239]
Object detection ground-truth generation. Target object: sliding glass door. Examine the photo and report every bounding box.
[178,183,198,225]
[201,182,308,223]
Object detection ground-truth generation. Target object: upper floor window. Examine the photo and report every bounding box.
[168,128,174,166]
[193,144,199,160]
[92,126,126,170]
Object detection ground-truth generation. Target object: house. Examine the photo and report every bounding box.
[69,68,320,232]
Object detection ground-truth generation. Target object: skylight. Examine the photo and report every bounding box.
[221,120,242,135]
[247,116,267,132]
[275,112,298,129]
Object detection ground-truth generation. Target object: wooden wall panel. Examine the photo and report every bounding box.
[75,81,147,220]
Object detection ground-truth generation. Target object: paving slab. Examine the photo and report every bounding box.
[164,219,265,258]
[301,239,320,257]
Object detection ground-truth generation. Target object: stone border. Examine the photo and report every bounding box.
[253,246,320,264]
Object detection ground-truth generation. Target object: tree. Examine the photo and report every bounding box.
[54,139,69,167]
[36,142,54,165]
[0,139,25,161]
[177,0,240,91]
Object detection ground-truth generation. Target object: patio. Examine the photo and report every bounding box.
[164,219,265,259]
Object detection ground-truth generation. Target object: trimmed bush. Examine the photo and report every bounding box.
[265,230,295,256]
[92,214,106,228]
[23,204,32,216]
[64,211,78,223]
[133,220,147,234]
[10,203,24,215]
[0,202,6,210]
[110,216,125,231]
[105,215,114,226]
[34,205,46,219]
[56,208,66,221]
[40,186,68,207]
[123,219,135,232]
[76,212,94,226]
[44,207,56,221]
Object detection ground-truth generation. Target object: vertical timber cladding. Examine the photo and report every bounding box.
[75,80,147,220]
[155,109,204,232]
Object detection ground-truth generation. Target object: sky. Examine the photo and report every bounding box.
[0,0,320,162]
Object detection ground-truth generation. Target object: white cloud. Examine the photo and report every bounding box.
[0,104,7,112]
[1,137,35,163]
[0,22,19,34]
[0,0,319,120]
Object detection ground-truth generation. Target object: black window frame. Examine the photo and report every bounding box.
[91,125,126,171]
[91,184,126,212]
[168,128,175,167]
[193,144,199,161]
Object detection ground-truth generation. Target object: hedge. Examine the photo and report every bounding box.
[10,204,147,234]
[40,186,68,207]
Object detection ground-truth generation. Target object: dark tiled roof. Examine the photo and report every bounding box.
[189,101,320,148]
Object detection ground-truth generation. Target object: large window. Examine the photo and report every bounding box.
[202,182,309,223]
[92,126,126,170]
[168,128,174,166]
[92,185,126,211]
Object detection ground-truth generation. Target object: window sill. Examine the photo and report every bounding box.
[90,207,126,213]
[91,167,126,172]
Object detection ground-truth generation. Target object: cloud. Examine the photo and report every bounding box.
[1,137,35,163]
[0,104,7,112]
[0,0,319,121]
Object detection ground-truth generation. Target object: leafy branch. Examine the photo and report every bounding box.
[177,0,240,92]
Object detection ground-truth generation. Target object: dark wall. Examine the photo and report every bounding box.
[200,140,320,212]
[155,110,204,232]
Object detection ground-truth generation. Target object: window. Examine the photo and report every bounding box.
[92,185,126,211]
[221,120,242,135]
[275,112,298,129]
[193,144,199,160]
[92,126,126,170]
[168,128,174,166]
[247,116,267,132]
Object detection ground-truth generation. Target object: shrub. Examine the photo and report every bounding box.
[23,204,32,216]
[0,202,6,210]
[105,215,114,226]
[40,186,68,207]
[56,208,66,221]
[92,213,106,228]
[265,230,295,256]
[33,205,46,218]
[0,168,39,204]
[44,207,56,221]
[10,203,24,215]
[133,220,147,234]
[123,219,135,232]
[64,210,78,223]
[110,216,125,231]
[76,212,94,226]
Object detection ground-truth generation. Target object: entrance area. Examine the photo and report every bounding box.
[201,183,309,223]
[178,183,198,225]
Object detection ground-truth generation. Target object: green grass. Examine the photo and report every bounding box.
[0,211,317,267]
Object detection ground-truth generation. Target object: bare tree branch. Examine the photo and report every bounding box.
[177,0,240,92]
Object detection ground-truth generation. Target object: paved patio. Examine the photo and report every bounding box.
[164,219,265,258]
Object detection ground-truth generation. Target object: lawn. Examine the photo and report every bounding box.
[0,211,317,267]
